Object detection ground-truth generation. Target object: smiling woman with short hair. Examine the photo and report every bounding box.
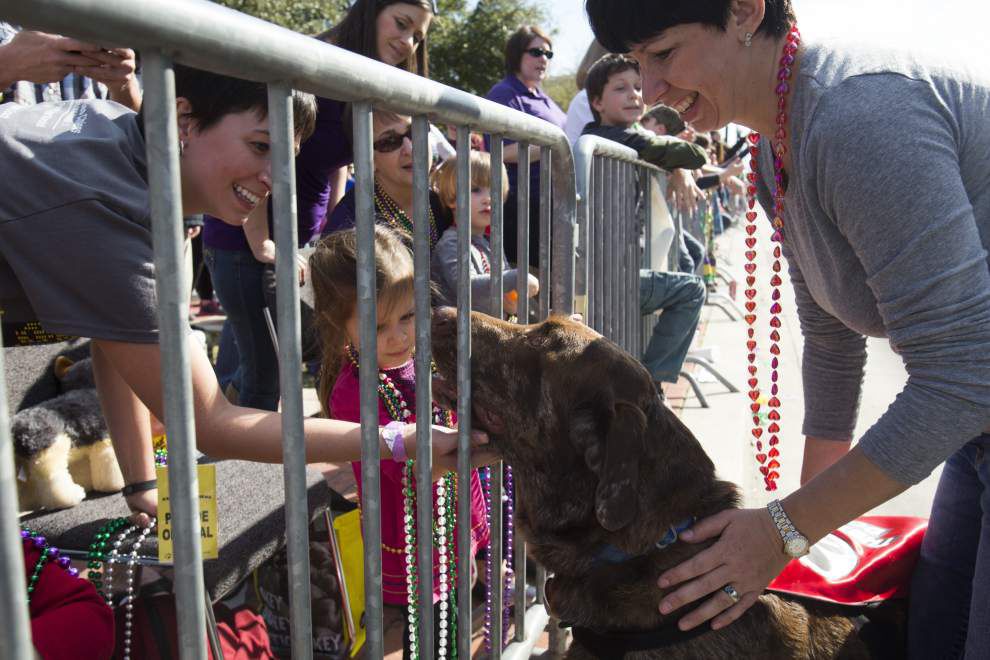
[584,0,990,656]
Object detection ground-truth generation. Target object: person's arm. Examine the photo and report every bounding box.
[325,165,349,220]
[244,202,275,264]
[654,73,990,631]
[501,142,541,165]
[93,337,494,512]
[0,30,102,89]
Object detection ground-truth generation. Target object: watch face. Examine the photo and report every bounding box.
[784,536,809,557]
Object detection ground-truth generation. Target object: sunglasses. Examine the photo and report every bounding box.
[525,47,553,60]
[373,127,413,153]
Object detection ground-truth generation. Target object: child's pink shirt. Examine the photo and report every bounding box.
[329,359,490,605]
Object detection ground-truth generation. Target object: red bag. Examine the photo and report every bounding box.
[768,516,927,606]
[112,594,276,660]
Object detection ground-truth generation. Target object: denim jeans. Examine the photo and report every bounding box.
[908,434,990,659]
[639,269,706,383]
[204,247,279,411]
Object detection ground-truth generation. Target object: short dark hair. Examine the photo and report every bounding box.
[504,25,553,77]
[585,0,796,53]
[173,64,317,142]
[584,53,639,123]
[641,104,685,134]
[321,0,433,77]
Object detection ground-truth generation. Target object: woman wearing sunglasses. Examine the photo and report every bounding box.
[485,25,567,269]
[201,0,436,412]
[323,111,450,251]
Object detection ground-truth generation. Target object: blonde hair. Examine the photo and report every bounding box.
[431,150,509,210]
[310,226,415,417]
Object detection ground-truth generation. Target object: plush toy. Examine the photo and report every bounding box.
[13,356,124,511]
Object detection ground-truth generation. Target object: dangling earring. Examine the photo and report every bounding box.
[179,139,187,157]
[744,32,754,47]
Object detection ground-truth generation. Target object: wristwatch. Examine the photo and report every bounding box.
[766,499,810,558]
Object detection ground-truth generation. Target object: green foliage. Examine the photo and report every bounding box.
[211,0,347,35]
[212,0,547,97]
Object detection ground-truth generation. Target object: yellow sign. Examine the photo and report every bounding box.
[156,464,219,562]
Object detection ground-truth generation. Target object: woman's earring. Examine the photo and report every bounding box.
[744,32,754,48]
[179,140,187,157]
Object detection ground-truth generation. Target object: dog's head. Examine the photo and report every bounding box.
[431,308,675,533]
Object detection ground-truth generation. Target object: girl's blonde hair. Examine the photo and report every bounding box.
[432,150,510,210]
[310,225,415,417]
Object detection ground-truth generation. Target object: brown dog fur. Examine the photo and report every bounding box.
[431,310,868,659]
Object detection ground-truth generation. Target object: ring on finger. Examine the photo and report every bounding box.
[722,584,740,604]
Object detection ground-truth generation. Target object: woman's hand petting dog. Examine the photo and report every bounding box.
[657,507,789,631]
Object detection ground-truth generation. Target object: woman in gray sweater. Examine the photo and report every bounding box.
[586,0,990,656]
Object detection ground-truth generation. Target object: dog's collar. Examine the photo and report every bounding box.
[592,516,696,566]
[567,619,711,659]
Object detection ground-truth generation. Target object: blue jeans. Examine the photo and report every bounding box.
[908,434,990,659]
[639,270,706,383]
[204,247,279,411]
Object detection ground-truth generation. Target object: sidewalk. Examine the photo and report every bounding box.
[667,218,941,515]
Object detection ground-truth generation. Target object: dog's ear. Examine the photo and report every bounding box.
[570,400,646,532]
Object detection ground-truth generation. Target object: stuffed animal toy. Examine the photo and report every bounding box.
[13,356,124,511]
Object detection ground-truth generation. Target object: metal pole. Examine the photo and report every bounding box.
[641,168,654,356]
[514,144,529,643]
[269,82,314,658]
[455,125,473,660]
[619,163,628,351]
[412,115,436,659]
[143,52,208,660]
[517,141,530,324]
[353,100,384,658]
[593,157,604,334]
[0,339,31,660]
[487,137,505,659]
[538,146,551,320]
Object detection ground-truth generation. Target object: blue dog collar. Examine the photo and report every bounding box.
[593,516,697,566]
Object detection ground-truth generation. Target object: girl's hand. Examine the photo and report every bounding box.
[656,508,788,631]
[125,489,158,528]
[403,424,493,481]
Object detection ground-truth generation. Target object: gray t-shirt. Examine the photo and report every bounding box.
[431,227,522,317]
[756,41,990,484]
[0,99,158,345]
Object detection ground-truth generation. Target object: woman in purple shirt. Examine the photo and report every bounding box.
[485,25,567,268]
[202,0,435,411]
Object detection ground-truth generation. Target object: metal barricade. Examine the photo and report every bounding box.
[573,135,671,357]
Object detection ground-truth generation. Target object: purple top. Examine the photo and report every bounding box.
[484,75,567,194]
[203,97,352,251]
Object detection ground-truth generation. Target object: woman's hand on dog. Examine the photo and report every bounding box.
[655,508,789,631]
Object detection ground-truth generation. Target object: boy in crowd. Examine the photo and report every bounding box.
[581,53,708,390]
[581,54,707,171]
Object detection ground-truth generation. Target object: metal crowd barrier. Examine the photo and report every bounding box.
[573,135,672,358]
[0,1,580,659]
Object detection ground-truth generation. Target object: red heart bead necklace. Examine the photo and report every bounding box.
[744,25,801,491]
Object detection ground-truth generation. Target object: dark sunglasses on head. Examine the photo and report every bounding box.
[525,47,553,60]
[373,127,413,153]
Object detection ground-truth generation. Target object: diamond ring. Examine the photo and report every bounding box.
[722,584,740,604]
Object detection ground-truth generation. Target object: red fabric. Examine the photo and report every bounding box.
[768,515,927,606]
[112,595,275,660]
[25,539,115,660]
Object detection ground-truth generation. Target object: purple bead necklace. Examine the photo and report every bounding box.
[21,527,80,603]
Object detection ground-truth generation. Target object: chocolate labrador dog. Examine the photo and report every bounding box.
[431,309,868,659]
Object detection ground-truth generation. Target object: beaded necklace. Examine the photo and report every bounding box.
[343,344,458,659]
[744,25,800,492]
[374,181,440,249]
[481,464,515,653]
[20,527,82,603]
